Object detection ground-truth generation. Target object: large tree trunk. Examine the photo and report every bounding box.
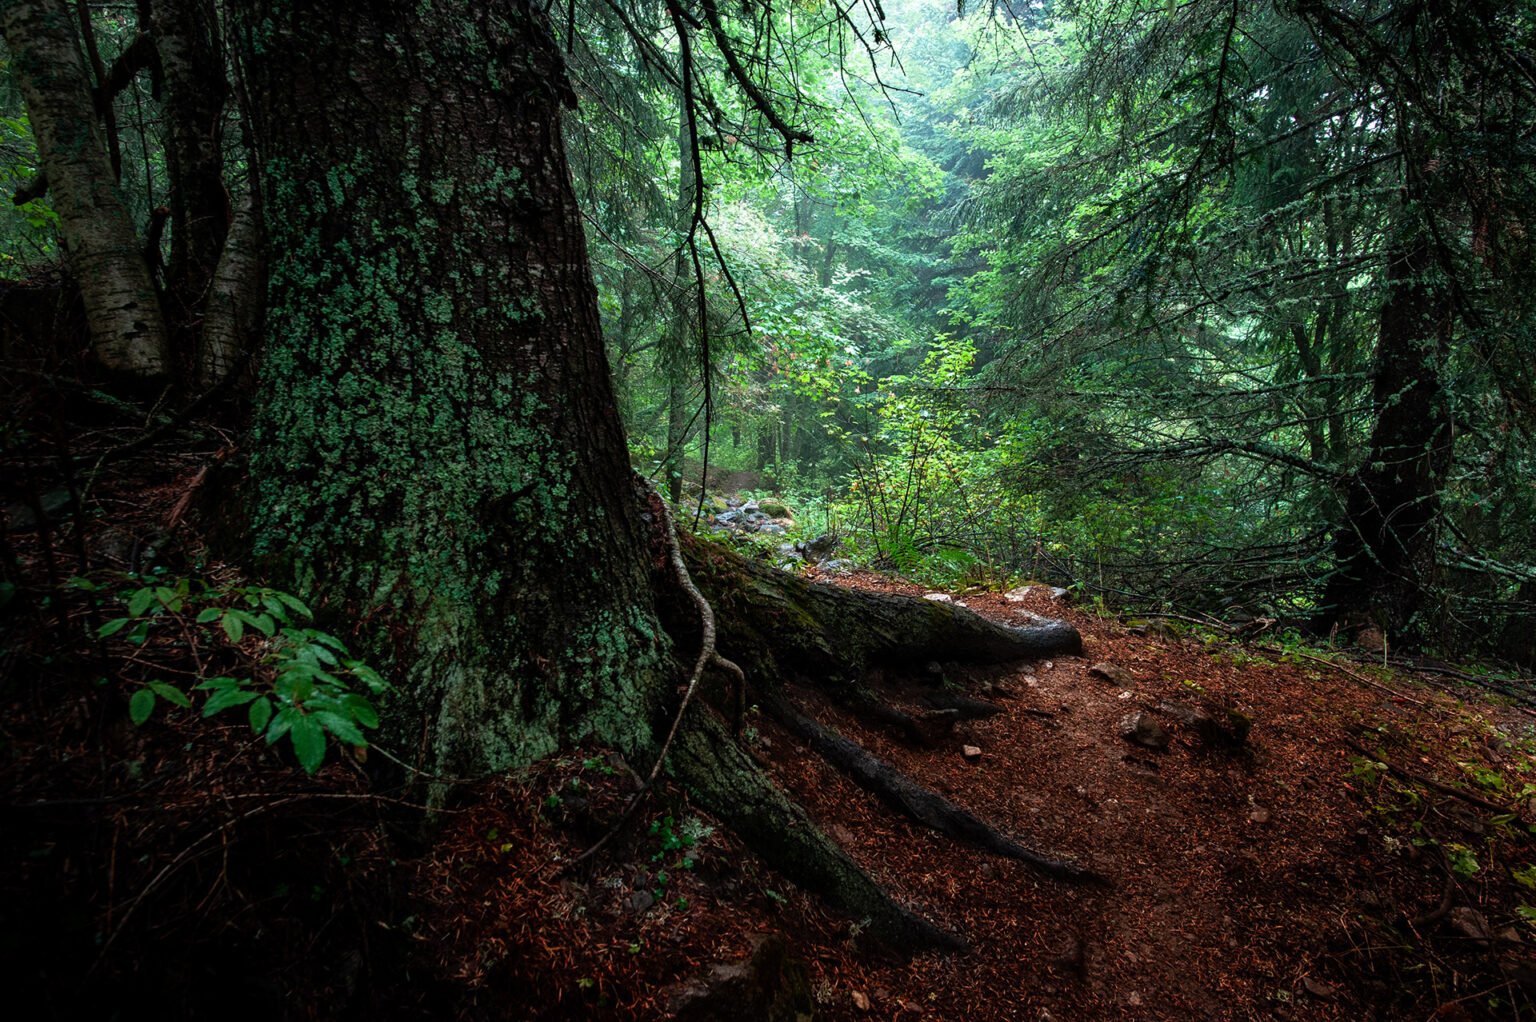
[231,0,1087,948]
[233,0,672,774]
[3,0,170,378]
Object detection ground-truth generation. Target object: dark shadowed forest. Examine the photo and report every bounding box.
[2,0,1535,1018]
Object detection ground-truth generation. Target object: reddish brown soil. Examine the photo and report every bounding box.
[401,571,1536,1021]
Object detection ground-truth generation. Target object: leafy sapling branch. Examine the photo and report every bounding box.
[82,573,388,773]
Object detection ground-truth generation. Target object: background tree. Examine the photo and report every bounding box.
[935,0,1536,646]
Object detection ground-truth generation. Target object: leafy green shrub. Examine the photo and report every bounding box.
[79,573,387,773]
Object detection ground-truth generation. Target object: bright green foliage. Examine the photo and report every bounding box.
[0,110,56,265]
[83,573,388,774]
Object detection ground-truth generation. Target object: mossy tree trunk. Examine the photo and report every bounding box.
[230,0,1088,947]
[232,0,673,775]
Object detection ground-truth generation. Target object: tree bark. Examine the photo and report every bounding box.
[1323,225,1453,637]
[3,0,169,378]
[196,189,259,387]
[232,0,672,775]
[148,0,230,367]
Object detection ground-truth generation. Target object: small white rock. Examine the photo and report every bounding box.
[923,592,952,603]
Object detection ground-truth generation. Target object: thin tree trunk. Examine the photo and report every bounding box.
[3,0,169,378]
[197,189,259,387]
[149,0,229,371]
[664,70,697,505]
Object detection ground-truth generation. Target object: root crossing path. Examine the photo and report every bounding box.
[731,571,1534,1020]
[414,566,1536,1020]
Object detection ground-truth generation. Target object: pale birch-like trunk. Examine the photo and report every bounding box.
[3,0,170,379]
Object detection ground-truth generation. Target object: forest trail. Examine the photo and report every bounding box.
[404,566,1536,1020]
[770,575,1397,1018]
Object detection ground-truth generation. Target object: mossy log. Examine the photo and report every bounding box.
[680,532,1082,696]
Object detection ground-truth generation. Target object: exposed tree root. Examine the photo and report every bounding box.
[840,689,1002,747]
[843,690,959,746]
[599,529,1095,949]
[767,695,1105,886]
[670,712,965,952]
[682,531,1082,694]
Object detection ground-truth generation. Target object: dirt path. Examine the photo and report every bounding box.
[737,573,1535,1020]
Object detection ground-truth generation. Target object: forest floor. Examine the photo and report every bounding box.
[390,567,1536,1020]
[4,436,1536,1019]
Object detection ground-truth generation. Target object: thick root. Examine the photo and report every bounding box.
[682,533,1082,697]
[768,696,1104,886]
[669,712,964,953]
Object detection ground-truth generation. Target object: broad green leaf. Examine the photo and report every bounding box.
[309,631,347,652]
[249,696,274,734]
[307,643,339,667]
[289,715,326,773]
[270,590,313,621]
[350,664,388,693]
[341,694,379,729]
[203,687,260,716]
[195,607,222,624]
[129,688,155,725]
[97,617,133,638]
[314,710,366,747]
[127,588,155,617]
[266,706,297,743]
[147,681,192,708]
[222,610,244,643]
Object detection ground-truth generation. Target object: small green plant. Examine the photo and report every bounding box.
[1459,762,1507,792]
[1444,842,1481,878]
[83,573,388,773]
[648,814,714,858]
[581,756,616,776]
